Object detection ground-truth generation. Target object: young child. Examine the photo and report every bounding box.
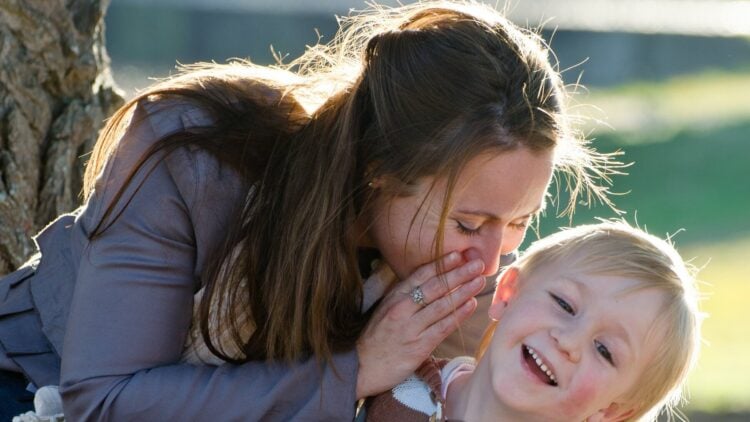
[361,221,702,422]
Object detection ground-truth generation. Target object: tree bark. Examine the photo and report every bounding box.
[0,0,124,273]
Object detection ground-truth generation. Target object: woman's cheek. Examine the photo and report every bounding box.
[503,227,528,255]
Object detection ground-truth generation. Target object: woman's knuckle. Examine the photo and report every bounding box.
[385,306,412,323]
[414,264,433,282]
[383,306,403,322]
[448,269,468,287]
[432,278,450,295]
[440,316,459,334]
[429,297,447,314]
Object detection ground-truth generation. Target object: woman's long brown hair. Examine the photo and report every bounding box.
[82,1,623,365]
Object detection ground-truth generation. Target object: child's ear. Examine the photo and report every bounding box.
[586,402,635,422]
[488,267,519,321]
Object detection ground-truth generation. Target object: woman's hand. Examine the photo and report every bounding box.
[355,251,486,398]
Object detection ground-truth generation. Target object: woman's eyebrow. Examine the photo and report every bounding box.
[454,204,543,221]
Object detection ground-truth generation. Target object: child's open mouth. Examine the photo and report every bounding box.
[523,344,558,386]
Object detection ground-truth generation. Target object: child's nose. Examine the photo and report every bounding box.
[550,327,582,363]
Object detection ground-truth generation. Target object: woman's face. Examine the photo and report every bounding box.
[367,147,554,280]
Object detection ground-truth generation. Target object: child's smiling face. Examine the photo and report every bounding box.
[482,254,667,422]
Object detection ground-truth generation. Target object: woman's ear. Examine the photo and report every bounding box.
[488,267,519,321]
[367,174,384,188]
[365,161,384,188]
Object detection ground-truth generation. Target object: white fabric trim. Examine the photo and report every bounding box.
[391,374,436,416]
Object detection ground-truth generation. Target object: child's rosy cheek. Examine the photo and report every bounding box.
[562,379,598,416]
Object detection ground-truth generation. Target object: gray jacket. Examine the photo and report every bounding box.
[0,100,358,421]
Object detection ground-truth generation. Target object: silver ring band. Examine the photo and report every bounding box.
[410,285,427,307]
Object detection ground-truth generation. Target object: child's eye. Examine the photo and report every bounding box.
[456,221,480,236]
[595,340,615,366]
[549,293,575,315]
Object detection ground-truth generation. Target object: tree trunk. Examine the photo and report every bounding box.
[0,0,124,273]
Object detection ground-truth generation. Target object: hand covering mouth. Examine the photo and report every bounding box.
[523,344,558,386]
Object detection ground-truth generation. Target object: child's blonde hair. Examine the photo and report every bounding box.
[479,220,702,421]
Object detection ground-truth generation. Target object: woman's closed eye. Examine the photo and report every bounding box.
[549,292,575,315]
[456,220,481,236]
[509,217,531,231]
[595,340,615,366]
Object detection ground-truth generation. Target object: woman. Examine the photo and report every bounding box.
[0,1,619,419]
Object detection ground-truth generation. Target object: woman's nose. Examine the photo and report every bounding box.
[550,326,582,363]
[478,234,504,276]
[462,246,501,276]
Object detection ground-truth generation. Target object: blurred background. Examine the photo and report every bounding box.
[104,0,749,419]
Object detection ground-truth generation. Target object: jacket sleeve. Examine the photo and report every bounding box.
[60,100,358,421]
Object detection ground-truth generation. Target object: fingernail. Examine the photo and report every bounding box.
[468,259,483,273]
[462,248,481,263]
[471,276,484,287]
[461,297,477,312]
[447,251,460,262]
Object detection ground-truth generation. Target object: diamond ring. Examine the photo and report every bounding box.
[410,285,427,307]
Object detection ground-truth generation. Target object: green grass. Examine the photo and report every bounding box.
[533,119,750,244]
[572,69,750,137]
[534,71,750,244]
[683,237,750,412]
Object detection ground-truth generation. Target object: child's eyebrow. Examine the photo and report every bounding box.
[559,276,586,297]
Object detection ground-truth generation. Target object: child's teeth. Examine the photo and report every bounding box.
[526,345,557,384]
